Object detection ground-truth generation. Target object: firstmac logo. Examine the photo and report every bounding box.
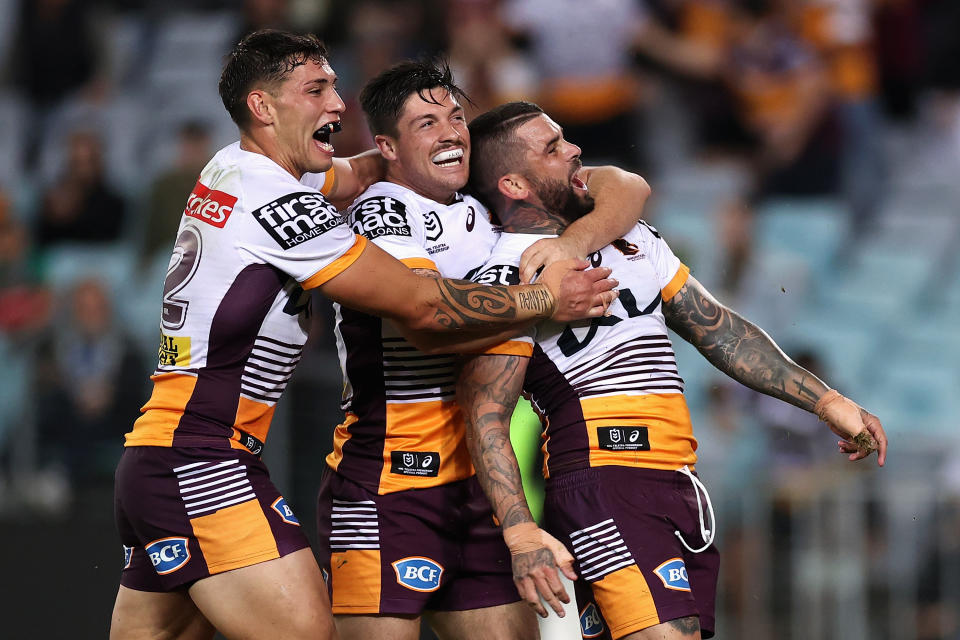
[255,191,343,249]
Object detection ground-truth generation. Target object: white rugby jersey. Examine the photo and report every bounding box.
[327,181,504,494]
[126,142,366,451]
[471,221,695,477]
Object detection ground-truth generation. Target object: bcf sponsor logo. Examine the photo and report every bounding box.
[392,557,444,592]
[579,603,605,638]
[271,497,301,526]
[184,181,236,228]
[145,537,191,575]
[654,557,691,591]
[123,545,133,569]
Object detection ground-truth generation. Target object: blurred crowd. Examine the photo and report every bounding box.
[1,0,960,637]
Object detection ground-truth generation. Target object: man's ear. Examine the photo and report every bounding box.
[375,134,399,161]
[498,173,530,201]
[246,90,275,126]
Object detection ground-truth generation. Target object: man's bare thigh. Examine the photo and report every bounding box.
[621,616,701,640]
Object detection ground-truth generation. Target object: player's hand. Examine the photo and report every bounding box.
[503,523,578,618]
[539,259,618,322]
[519,236,585,284]
[815,390,887,466]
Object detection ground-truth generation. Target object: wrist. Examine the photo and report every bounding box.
[503,522,541,554]
[514,283,556,320]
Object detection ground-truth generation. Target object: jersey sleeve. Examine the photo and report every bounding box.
[300,168,336,196]
[635,220,689,300]
[470,248,534,357]
[346,192,436,271]
[238,180,365,289]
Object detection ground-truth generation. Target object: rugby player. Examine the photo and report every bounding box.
[109,34,618,640]
[316,61,651,640]
[456,101,888,640]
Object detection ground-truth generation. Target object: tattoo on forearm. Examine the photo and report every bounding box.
[663,279,827,411]
[457,355,534,530]
[668,616,700,636]
[433,279,518,328]
[517,287,552,314]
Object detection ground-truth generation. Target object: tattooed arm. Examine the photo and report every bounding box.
[320,242,616,334]
[662,275,887,464]
[457,353,577,617]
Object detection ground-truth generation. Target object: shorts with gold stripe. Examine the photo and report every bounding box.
[115,445,309,591]
[316,467,519,615]
[544,466,719,639]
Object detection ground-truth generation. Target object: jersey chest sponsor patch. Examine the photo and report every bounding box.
[254,191,343,249]
[145,537,191,575]
[390,451,440,477]
[579,603,606,638]
[470,263,520,286]
[597,426,650,451]
[654,557,691,591]
[351,196,411,238]
[392,556,444,592]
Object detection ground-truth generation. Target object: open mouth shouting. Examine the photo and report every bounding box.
[313,120,342,154]
[570,165,587,191]
[432,147,465,168]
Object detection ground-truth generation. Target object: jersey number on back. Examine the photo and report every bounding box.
[162,225,202,330]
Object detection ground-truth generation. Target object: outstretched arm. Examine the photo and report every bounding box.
[662,275,887,465]
[457,354,577,618]
[519,167,651,282]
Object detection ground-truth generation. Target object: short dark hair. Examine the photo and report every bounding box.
[467,101,544,204]
[219,29,329,128]
[359,59,469,138]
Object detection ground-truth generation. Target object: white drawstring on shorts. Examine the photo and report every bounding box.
[673,465,716,554]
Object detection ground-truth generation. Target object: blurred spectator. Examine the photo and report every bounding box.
[234,0,293,42]
[11,0,97,109]
[33,277,145,486]
[34,129,127,247]
[445,0,535,117]
[795,0,887,231]
[502,0,719,169]
[724,0,839,199]
[140,121,211,265]
[0,189,51,336]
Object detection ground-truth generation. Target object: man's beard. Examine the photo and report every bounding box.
[527,174,595,225]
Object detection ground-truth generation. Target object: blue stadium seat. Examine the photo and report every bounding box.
[755,198,849,281]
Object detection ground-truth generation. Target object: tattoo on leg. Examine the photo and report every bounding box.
[668,616,700,636]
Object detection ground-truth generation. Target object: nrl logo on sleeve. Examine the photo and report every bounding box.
[145,537,191,575]
[392,557,444,592]
[184,181,236,228]
[255,191,343,249]
[350,196,412,239]
[423,211,443,241]
[579,603,605,638]
[271,497,300,526]
[470,264,519,286]
[654,557,691,591]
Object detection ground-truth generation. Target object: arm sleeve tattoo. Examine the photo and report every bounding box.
[662,276,829,411]
[456,354,536,529]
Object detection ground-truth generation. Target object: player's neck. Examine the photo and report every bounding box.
[385,169,457,205]
[497,199,568,236]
